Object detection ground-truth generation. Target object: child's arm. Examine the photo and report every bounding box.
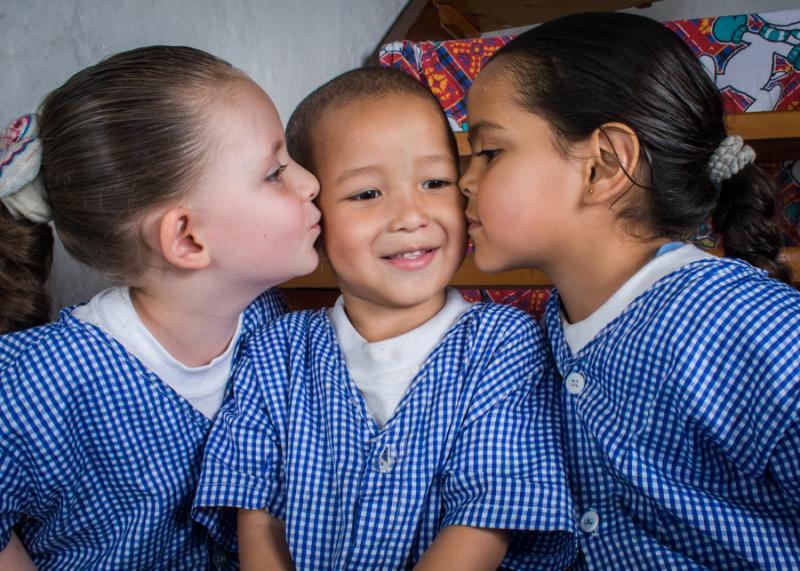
[237,509,294,571]
[0,532,36,571]
[413,526,509,570]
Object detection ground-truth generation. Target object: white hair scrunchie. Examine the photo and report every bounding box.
[707,134,756,185]
[0,114,51,223]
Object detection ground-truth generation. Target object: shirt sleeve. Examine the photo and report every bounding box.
[192,329,287,552]
[768,417,800,506]
[0,441,27,551]
[440,312,576,570]
[0,361,34,552]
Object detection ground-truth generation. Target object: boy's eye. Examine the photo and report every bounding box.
[349,189,381,201]
[422,179,452,190]
[266,163,288,183]
[474,149,500,162]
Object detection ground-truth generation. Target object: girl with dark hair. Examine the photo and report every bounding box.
[459,12,800,569]
[0,46,320,569]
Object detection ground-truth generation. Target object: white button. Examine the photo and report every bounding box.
[565,372,586,395]
[579,509,600,533]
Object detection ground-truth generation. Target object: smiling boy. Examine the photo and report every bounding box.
[192,67,576,571]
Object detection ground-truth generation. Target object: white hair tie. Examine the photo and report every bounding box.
[0,114,51,223]
[707,135,756,186]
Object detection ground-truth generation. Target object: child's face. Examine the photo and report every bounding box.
[189,80,321,291]
[459,70,586,273]
[314,94,465,313]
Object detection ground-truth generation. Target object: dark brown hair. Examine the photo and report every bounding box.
[38,45,246,282]
[1,45,246,333]
[490,12,790,282]
[0,207,53,333]
[286,66,457,171]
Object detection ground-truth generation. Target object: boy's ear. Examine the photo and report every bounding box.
[157,207,211,270]
[582,122,642,206]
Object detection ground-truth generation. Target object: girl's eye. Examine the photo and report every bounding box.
[349,189,381,201]
[266,163,288,183]
[422,179,452,190]
[474,149,500,162]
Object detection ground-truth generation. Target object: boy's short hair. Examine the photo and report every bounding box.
[286,67,456,171]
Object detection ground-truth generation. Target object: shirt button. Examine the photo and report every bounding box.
[579,509,600,533]
[565,372,586,395]
[212,550,227,568]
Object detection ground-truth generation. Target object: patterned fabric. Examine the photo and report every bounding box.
[0,289,286,570]
[460,287,551,321]
[379,10,800,130]
[193,303,577,570]
[544,258,800,569]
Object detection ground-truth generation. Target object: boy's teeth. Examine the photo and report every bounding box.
[391,249,426,259]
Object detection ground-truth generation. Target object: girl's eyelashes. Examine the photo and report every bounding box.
[474,148,500,162]
[348,188,382,201]
[421,179,453,190]
[266,163,288,183]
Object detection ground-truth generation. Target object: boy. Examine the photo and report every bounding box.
[193,67,576,570]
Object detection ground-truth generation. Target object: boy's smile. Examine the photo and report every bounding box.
[312,94,466,338]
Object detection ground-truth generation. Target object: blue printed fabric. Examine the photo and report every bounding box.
[194,303,577,570]
[544,258,800,569]
[0,289,286,570]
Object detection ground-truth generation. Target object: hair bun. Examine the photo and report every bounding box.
[0,114,51,223]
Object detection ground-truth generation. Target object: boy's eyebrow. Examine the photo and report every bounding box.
[335,154,456,184]
[335,164,381,184]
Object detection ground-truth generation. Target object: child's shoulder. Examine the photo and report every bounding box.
[0,309,129,403]
[242,287,289,332]
[459,300,542,342]
[1,310,105,369]
[654,256,800,321]
[245,307,330,351]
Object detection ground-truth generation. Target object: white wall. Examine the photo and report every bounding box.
[1,0,406,311]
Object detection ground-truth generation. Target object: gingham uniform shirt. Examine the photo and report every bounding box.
[544,257,800,569]
[193,302,577,570]
[0,289,286,570]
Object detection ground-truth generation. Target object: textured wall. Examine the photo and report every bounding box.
[1,0,405,311]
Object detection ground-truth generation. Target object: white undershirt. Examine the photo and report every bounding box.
[72,287,242,420]
[329,288,473,427]
[561,243,715,355]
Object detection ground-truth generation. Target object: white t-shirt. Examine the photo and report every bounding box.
[329,288,473,427]
[561,243,715,355]
[72,287,242,419]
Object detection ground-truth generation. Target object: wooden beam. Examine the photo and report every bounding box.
[282,248,800,289]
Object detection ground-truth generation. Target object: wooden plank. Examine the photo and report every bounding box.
[281,247,800,289]
[432,0,660,35]
[726,110,800,140]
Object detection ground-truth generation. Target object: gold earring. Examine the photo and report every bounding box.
[587,187,594,194]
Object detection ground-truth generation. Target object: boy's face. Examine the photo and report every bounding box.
[314,94,466,315]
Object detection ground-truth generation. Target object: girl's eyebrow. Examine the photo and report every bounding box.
[467,120,504,143]
[264,139,283,163]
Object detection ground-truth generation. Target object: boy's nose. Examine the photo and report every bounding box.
[390,193,429,232]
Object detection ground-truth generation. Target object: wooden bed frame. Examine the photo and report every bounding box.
[283,1,800,308]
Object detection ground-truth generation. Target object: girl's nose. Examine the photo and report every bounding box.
[294,161,320,201]
[458,166,475,197]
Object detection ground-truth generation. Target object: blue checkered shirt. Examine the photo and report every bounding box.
[0,289,286,570]
[193,302,577,570]
[545,257,800,569]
